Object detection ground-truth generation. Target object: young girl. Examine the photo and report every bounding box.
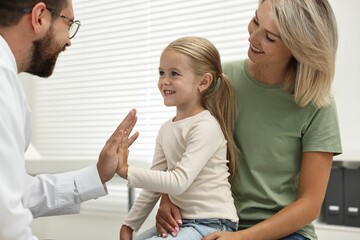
[116,36,239,240]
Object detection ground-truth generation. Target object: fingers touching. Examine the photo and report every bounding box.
[117,129,130,179]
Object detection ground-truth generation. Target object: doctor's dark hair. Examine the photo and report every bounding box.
[165,36,239,182]
[0,0,68,27]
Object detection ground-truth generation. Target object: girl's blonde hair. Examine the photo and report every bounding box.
[166,36,238,182]
[260,0,338,108]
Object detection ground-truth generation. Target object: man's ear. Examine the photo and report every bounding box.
[198,73,213,93]
[30,3,49,36]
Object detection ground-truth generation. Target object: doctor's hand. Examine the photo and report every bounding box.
[120,225,133,240]
[97,109,139,184]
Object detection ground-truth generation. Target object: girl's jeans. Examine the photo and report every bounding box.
[135,220,309,240]
[135,218,238,240]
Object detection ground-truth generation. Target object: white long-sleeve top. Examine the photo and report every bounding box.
[123,110,238,231]
[0,36,107,240]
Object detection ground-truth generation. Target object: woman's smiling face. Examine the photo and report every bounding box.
[247,0,292,66]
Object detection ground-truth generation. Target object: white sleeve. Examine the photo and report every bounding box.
[23,164,108,218]
[122,190,161,232]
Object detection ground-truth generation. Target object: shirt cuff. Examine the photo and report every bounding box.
[74,164,108,202]
[126,165,138,188]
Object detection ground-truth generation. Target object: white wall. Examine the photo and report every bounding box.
[329,0,360,160]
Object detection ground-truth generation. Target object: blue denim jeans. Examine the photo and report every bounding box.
[135,218,238,240]
[280,233,310,240]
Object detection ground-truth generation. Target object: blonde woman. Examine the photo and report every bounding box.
[117,36,239,240]
[154,1,342,240]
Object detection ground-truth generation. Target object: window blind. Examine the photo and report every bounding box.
[29,0,258,163]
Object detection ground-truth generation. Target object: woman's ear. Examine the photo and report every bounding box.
[30,3,49,37]
[198,73,213,93]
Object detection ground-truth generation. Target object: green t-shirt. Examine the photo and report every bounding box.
[223,59,342,240]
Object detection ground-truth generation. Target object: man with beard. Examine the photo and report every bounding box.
[0,0,139,239]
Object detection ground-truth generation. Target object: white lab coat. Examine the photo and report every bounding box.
[0,36,107,240]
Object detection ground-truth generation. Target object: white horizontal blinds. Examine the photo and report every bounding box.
[31,0,257,162]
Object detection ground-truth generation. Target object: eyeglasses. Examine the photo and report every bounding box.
[22,7,81,39]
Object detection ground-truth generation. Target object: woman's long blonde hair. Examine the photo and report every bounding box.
[260,0,338,108]
[166,36,239,182]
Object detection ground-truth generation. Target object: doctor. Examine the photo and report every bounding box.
[0,0,139,239]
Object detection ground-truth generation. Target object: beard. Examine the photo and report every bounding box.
[26,26,65,78]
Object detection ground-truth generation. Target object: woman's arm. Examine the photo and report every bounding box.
[202,151,333,240]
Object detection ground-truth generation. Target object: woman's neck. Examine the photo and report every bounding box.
[248,59,288,85]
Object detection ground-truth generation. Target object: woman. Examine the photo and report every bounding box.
[146,0,342,239]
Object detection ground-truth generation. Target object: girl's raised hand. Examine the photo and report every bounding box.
[116,129,130,179]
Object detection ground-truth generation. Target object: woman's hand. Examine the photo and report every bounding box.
[202,231,245,240]
[155,194,182,238]
[120,225,133,240]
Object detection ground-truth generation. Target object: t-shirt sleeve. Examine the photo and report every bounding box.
[302,97,342,155]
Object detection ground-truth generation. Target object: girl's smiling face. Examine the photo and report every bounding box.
[158,49,203,117]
